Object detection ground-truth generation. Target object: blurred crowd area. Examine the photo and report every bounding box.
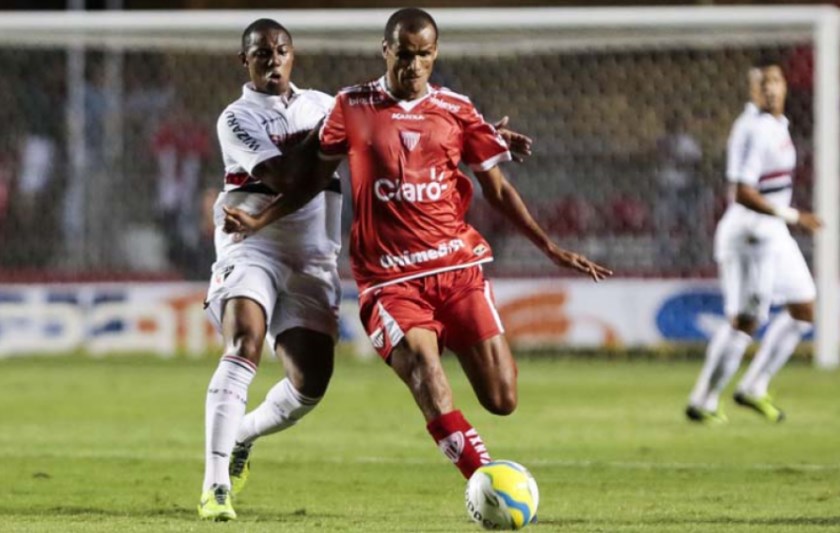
[0,42,815,281]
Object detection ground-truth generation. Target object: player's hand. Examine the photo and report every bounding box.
[796,211,823,233]
[546,244,613,282]
[494,116,533,163]
[222,205,263,236]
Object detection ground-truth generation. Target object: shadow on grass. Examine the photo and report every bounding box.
[689,516,840,527]
[4,505,343,523]
[535,515,840,529]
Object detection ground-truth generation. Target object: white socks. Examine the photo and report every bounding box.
[737,313,812,397]
[203,355,257,491]
[689,324,752,412]
[236,378,321,445]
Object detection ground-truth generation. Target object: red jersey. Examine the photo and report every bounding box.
[320,77,511,293]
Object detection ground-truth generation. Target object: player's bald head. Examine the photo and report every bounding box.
[241,18,291,52]
[384,8,438,45]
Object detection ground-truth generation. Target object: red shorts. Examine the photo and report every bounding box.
[358,266,505,360]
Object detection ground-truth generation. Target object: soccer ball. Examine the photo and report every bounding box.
[465,460,539,530]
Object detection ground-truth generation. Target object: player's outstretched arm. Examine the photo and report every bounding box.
[474,166,612,281]
[493,116,533,163]
[223,155,341,236]
[735,184,823,233]
[249,125,322,195]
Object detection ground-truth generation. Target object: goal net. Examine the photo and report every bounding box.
[0,7,836,363]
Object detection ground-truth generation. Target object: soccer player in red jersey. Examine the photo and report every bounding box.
[224,8,612,481]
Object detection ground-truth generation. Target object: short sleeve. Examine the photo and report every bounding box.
[216,108,281,174]
[734,122,764,186]
[726,116,751,182]
[460,102,512,172]
[319,94,348,160]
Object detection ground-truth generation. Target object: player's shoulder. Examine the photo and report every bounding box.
[295,87,335,109]
[329,80,387,110]
[335,79,383,101]
[430,85,476,114]
[434,85,473,104]
[218,95,256,125]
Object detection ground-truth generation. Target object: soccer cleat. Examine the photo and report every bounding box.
[685,405,728,425]
[197,484,236,521]
[733,392,785,423]
[229,441,252,497]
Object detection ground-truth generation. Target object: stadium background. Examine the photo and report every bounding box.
[0,1,832,358]
[3,3,840,533]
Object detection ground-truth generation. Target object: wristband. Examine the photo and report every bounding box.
[772,206,800,224]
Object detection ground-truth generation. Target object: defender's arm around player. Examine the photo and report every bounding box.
[221,119,535,236]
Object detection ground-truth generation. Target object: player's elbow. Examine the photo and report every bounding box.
[253,158,302,194]
[734,184,757,208]
[481,182,509,208]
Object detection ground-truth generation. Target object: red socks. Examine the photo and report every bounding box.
[426,410,491,479]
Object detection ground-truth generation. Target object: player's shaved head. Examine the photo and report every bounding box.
[384,8,438,45]
[241,18,291,52]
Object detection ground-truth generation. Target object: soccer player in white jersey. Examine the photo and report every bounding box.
[197,19,343,521]
[686,59,822,425]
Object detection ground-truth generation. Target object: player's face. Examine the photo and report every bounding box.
[760,65,787,116]
[240,28,294,96]
[382,25,438,100]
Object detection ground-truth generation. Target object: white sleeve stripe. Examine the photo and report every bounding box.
[469,151,513,172]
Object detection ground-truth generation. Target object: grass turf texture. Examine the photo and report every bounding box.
[1,354,839,532]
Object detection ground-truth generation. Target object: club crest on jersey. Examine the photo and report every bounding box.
[400,131,421,152]
[473,244,488,256]
[437,431,465,463]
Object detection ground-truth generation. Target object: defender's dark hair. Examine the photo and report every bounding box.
[241,18,291,51]
[383,8,438,45]
[753,53,783,72]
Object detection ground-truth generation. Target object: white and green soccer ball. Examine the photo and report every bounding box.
[465,460,539,530]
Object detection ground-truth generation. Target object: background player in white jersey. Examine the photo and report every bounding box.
[686,59,822,425]
[198,19,343,521]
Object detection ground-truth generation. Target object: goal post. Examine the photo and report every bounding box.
[0,6,836,364]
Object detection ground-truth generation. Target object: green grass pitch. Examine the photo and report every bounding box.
[1,354,839,532]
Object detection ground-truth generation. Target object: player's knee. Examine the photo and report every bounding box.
[482,389,517,416]
[733,314,757,334]
[230,331,264,362]
[788,302,814,323]
[292,367,333,398]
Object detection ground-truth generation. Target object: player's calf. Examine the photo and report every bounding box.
[229,441,253,497]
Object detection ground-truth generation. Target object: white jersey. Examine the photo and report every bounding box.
[214,83,341,266]
[715,109,796,259]
[725,102,760,181]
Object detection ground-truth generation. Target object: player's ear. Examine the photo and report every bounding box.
[238,51,248,69]
[381,39,389,60]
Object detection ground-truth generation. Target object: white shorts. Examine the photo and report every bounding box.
[718,235,816,323]
[205,257,341,343]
